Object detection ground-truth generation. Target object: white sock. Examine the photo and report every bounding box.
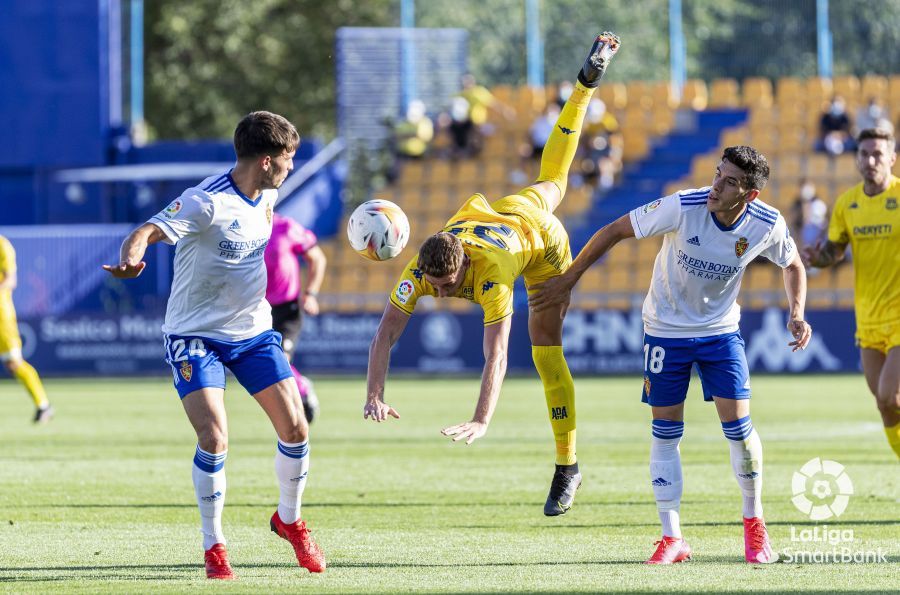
[275,439,310,524]
[650,420,684,538]
[722,417,764,519]
[192,446,227,550]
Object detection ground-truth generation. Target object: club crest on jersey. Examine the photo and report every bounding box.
[266,205,273,225]
[396,280,414,304]
[179,361,193,382]
[642,199,662,214]
[886,197,897,210]
[163,199,183,218]
[643,375,651,396]
[735,236,749,257]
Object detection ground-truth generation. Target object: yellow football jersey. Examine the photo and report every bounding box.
[0,234,16,322]
[828,175,900,328]
[390,194,538,326]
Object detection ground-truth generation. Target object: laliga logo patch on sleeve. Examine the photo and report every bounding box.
[642,199,662,214]
[163,199,183,218]
[396,280,414,304]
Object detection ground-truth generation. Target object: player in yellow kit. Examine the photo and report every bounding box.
[0,234,53,423]
[363,33,620,516]
[803,127,900,460]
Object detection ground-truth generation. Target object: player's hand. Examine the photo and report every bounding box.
[441,420,488,445]
[528,274,575,315]
[102,261,146,278]
[801,241,830,268]
[363,398,400,422]
[787,319,812,351]
[302,295,320,316]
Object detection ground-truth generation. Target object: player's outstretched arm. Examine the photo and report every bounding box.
[441,317,511,445]
[801,239,847,269]
[782,252,812,351]
[529,214,634,313]
[364,302,410,422]
[102,223,167,278]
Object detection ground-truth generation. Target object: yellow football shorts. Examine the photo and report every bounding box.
[0,318,22,361]
[856,320,900,354]
[490,187,572,291]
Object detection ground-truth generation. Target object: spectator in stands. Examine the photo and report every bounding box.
[393,100,434,159]
[555,81,574,109]
[817,96,855,156]
[443,96,478,158]
[789,179,828,249]
[527,104,561,158]
[578,98,621,193]
[443,74,514,157]
[387,99,434,182]
[855,97,893,136]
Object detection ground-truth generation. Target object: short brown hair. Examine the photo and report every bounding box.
[418,232,464,277]
[722,145,770,191]
[857,127,895,146]
[233,111,300,159]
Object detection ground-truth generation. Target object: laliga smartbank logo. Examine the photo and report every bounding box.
[782,458,888,564]
[791,457,853,520]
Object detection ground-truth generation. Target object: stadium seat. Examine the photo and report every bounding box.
[625,81,654,109]
[709,78,740,108]
[833,75,861,106]
[680,79,708,110]
[776,77,804,106]
[650,81,677,109]
[742,77,773,109]
[860,75,888,103]
[621,131,650,161]
[597,82,628,110]
[888,75,900,112]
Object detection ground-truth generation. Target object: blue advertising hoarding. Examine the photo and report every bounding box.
[17,308,857,378]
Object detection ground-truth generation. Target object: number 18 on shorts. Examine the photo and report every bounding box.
[641,331,752,407]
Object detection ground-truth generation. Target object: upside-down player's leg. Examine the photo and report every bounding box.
[529,305,581,516]
[536,32,620,211]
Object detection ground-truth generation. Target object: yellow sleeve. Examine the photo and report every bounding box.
[388,255,433,315]
[476,267,514,326]
[0,236,15,277]
[827,191,851,244]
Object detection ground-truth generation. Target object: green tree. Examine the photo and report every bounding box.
[145,0,395,140]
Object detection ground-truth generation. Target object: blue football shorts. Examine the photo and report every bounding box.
[163,329,293,399]
[640,331,751,407]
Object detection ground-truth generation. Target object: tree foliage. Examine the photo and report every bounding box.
[144,0,900,140]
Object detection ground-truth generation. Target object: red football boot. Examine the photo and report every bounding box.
[270,512,326,573]
[646,536,692,564]
[744,517,778,564]
[204,543,236,580]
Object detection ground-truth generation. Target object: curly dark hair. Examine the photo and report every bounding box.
[722,145,770,191]
[418,232,464,278]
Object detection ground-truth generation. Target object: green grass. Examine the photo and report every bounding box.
[0,374,897,593]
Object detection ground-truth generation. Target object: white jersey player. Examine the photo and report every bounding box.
[530,146,812,565]
[103,111,325,579]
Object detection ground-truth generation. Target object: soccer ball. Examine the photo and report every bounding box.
[347,199,410,261]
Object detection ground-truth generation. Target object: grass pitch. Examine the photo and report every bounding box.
[0,374,896,593]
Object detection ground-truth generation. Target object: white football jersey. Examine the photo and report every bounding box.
[629,187,796,338]
[149,171,277,341]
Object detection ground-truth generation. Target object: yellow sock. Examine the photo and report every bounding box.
[12,360,48,409]
[532,345,577,465]
[537,81,595,198]
[885,422,900,461]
